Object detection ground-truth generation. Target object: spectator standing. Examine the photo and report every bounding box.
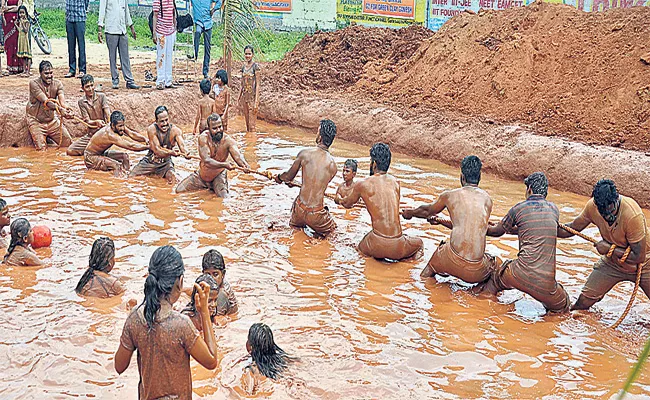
[65,0,88,78]
[98,0,140,89]
[152,0,177,90]
[2,0,25,75]
[190,0,217,79]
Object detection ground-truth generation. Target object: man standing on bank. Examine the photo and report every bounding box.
[558,179,650,310]
[64,0,88,78]
[190,0,216,79]
[402,155,496,284]
[336,143,423,261]
[98,0,140,90]
[152,0,177,90]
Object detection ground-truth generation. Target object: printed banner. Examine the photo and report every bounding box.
[427,0,525,31]
[254,0,292,12]
[563,0,650,11]
[362,0,416,19]
[337,0,426,28]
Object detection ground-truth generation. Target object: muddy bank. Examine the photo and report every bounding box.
[260,90,650,208]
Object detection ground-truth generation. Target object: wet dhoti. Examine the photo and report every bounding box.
[176,170,228,196]
[358,230,423,261]
[427,240,495,283]
[490,259,570,313]
[290,197,336,236]
[580,256,650,303]
[84,150,127,172]
[67,132,94,156]
[130,155,174,178]
[27,115,72,150]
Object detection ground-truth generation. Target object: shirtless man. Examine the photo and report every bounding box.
[336,143,423,260]
[176,114,250,196]
[130,105,190,184]
[336,159,357,200]
[84,111,149,176]
[67,74,111,156]
[480,172,570,313]
[275,119,338,237]
[402,155,496,283]
[558,179,650,311]
[26,60,73,150]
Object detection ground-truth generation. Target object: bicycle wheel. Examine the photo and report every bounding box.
[32,25,52,55]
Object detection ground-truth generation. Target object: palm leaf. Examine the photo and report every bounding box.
[618,334,650,399]
[221,0,269,76]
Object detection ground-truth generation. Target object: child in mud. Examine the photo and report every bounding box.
[74,237,125,298]
[336,159,358,200]
[238,45,261,133]
[181,274,219,330]
[193,79,213,135]
[0,199,10,253]
[2,218,43,266]
[114,245,219,399]
[242,323,293,395]
[201,249,238,316]
[211,69,230,132]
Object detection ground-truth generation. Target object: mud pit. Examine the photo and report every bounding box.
[1,117,650,398]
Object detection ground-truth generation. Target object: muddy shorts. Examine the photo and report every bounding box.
[27,115,72,150]
[358,230,423,261]
[290,197,336,236]
[67,133,94,156]
[427,240,496,284]
[84,150,127,171]
[176,170,228,196]
[130,156,174,178]
[580,256,650,302]
[491,259,570,313]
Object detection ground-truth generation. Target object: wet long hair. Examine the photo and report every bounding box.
[182,273,219,315]
[142,245,185,328]
[248,323,291,380]
[4,218,31,262]
[74,237,115,294]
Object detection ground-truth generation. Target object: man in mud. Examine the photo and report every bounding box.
[84,110,150,176]
[176,113,250,196]
[130,105,190,184]
[67,74,111,156]
[558,179,650,310]
[274,119,338,237]
[479,172,570,313]
[26,60,74,150]
[336,143,423,261]
[402,155,496,283]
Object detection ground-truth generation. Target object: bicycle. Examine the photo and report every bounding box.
[30,10,51,55]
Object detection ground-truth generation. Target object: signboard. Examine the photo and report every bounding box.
[563,0,650,11]
[362,0,416,19]
[137,0,188,11]
[254,0,292,13]
[427,0,525,31]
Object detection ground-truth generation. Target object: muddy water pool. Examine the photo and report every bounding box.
[0,117,649,399]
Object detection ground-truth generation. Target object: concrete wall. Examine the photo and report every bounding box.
[256,0,337,32]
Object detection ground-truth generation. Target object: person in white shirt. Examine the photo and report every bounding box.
[97,0,140,90]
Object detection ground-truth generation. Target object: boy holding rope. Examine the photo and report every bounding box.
[558,179,650,311]
[67,75,110,156]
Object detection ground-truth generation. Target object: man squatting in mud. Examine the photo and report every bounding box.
[337,143,423,261]
[130,105,191,184]
[274,119,339,237]
[559,179,650,310]
[402,155,497,284]
[67,75,111,156]
[176,114,250,197]
[84,111,150,176]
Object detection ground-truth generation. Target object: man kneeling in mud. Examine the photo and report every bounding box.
[336,143,423,261]
[275,119,338,237]
[84,111,149,176]
[402,155,496,283]
[176,114,250,196]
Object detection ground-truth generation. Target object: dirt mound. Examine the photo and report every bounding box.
[270,24,433,91]
[358,2,650,151]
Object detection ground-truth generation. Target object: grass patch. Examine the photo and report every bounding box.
[36,8,305,61]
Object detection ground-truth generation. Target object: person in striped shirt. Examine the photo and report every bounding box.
[152,0,177,90]
[480,171,570,313]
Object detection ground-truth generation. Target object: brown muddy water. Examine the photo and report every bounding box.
[0,117,649,399]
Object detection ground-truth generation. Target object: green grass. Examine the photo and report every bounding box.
[36,8,306,61]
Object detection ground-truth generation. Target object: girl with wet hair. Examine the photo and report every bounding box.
[114,245,219,399]
[74,237,124,298]
[242,323,293,394]
[201,249,238,315]
[0,198,10,252]
[181,273,219,330]
[238,44,261,133]
[2,218,42,266]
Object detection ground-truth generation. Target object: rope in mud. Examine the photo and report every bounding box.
[233,166,339,201]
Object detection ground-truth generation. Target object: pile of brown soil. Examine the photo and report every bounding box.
[270,24,433,91]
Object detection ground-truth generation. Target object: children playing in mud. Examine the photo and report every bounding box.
[211,69,230,131]
[67,75,111,156]
[2,218,43,266]
[114,245,219,399]
[275,119,338,237]
[336,159,357,200]
[193,79,213,135]
[238,45,261,133]
[242,323,292,395]
[200,249,238,316]
[182,274,219,330]
[75,237,125,298]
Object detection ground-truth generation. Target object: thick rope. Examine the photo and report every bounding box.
[559,223,599,244]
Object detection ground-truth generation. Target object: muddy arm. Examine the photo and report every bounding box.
[276,152,303,183]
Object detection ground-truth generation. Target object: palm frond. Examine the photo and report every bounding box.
[618,334,650,399]
[222,0,269,62]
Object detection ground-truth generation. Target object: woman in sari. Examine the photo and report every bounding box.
[2,0,24,74]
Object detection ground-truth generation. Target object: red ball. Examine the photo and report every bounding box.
[32,225,52,249]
